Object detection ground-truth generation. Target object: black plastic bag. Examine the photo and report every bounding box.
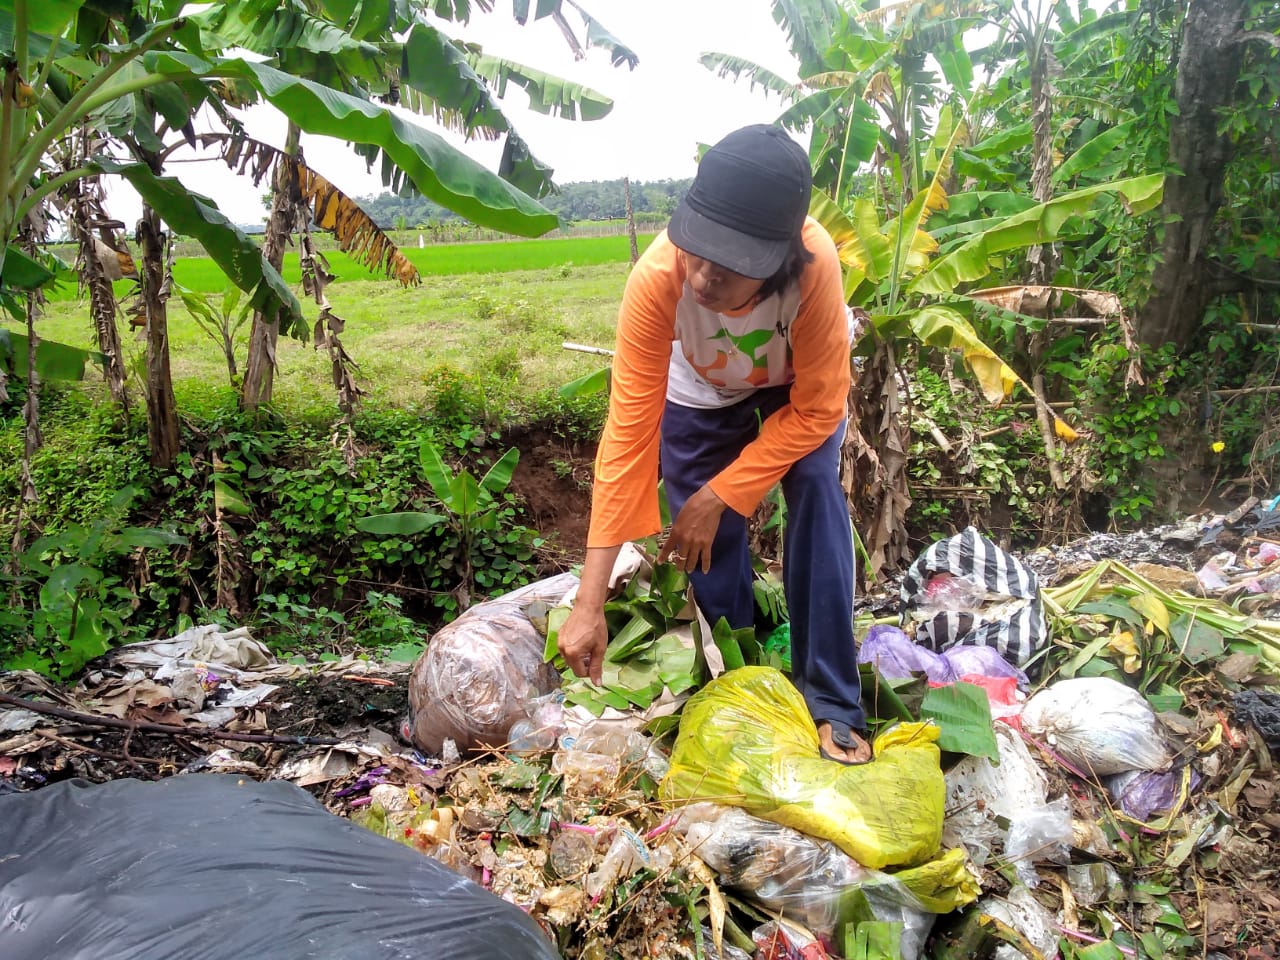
[1234,690,1280,759]
[0,775,559,960]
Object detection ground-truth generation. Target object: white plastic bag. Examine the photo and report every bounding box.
[1021,677,1174,775]
[978,887,1061,960]
[943,724,1049,864]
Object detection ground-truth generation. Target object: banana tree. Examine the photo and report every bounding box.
[809,102,1162,573]
[191,0,635,410]
[705,1,1167,577]
[2,0,583,472]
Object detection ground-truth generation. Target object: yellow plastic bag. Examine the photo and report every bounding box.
[661,666,945,869]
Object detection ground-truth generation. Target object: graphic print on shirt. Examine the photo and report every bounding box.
[687,326,778,388]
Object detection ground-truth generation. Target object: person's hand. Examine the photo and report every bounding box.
[658,484,727,574]
[557,603,608,685]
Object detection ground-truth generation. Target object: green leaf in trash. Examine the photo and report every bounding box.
[1073,942,1125,960]
[1128,592,1172,635]
[859,663,918,725]
[543,605,571,662]
[843,920,903,960]
[563,681,631,715]
[710,617,753,671]
[492,760,542,790]
[919,682,999,760]
[1144,684,1184,713]
[650,562,691,618]
[655,632,700,694]
[1077,598,1145,630]
[1168,612,1225,664]
[605,613,657,662]
[503,805,553,837]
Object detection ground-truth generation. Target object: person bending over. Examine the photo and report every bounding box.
[557,124,870,764]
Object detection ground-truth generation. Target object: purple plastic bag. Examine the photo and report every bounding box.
[942,645,1029,685]
[1106,768,1201,821]
[858,625,1029,687]
[859,625,954,683]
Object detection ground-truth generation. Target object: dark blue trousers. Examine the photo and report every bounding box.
[660,386,865,731]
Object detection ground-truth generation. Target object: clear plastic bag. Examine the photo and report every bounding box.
[943,724,1049,865]
[407,574,578,755]
[675,803,977,960]
[662,667,946,870]
[1004,796,1073,888]
[1021,677,1174,775]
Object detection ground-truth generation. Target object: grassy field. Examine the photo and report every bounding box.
[17,234,651,420]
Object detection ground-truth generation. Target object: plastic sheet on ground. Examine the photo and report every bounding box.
[661,666,945,870]
[0,774,558,960]
[407,573,578,754]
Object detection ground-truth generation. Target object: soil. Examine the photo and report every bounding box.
[267,674,408,739]
[502,426,596,565]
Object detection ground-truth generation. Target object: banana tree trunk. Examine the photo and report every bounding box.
[241,124,300,411]
[1025,41,1066,488]
[843,333,912,584]
[71,179,130,414]
[139,205,179,469]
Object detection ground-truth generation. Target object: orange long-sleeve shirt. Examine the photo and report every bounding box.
[586,217,851,549]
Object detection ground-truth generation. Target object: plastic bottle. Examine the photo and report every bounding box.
[549,829,596,879]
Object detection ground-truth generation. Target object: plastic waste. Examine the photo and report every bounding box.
[584,828,668,900]
[919,572,989,616]
[0,775,558,960]
[662,667,946,870]
[977,887,1061,960]
[407,573,578,755]
[1066,862,1125,907]
[859,625,1029,687]
[551,748,620,794]
[1106,767,1201,821]
[899,527,1047,672]
[508,693,568,755]
[752,918,830,960]
[674,803,978,960]
[763,622,793,672]
[1003,796,1073,888]
[1021,677,1175,775]
[1232,689,1280,759]
[548,829,596,880]
[943,723,1051,866]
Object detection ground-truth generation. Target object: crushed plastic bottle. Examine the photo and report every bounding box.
[549,829,596,879]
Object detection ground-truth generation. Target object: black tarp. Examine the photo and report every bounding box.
[0,774,560,960]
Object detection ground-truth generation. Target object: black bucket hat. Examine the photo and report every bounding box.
[667,124,812,280]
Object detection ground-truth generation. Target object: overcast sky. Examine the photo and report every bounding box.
[106,0,802,227]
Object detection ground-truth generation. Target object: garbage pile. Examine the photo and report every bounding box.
[3,509,1280,960]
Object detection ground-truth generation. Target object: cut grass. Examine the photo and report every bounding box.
[17,259,630,421]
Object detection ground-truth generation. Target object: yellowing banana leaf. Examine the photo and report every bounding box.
[907,305,1024,403]
[1129,592,1171,636]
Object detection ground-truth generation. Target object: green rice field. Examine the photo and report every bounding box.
[13,233,657,419]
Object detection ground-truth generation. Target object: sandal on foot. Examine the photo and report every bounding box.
[819,720,873,766]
